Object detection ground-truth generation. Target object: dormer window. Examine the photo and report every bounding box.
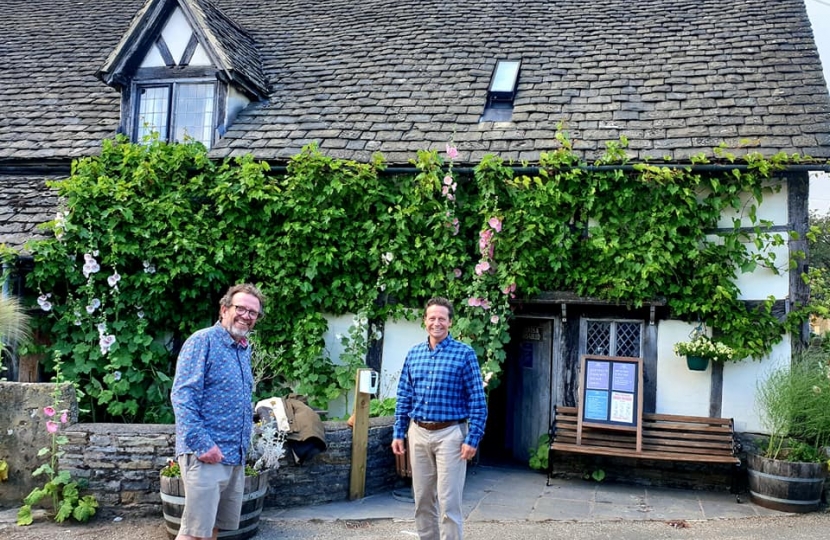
[136,81,216,147]
[481,59,521,122]
[97,0,268,152]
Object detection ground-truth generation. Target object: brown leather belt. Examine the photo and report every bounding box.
[414,420,465,431]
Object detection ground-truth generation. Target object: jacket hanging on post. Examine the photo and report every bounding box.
[255,396,327,465]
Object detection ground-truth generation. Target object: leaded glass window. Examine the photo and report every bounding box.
[585,320,642,358]
[136,82,215,148]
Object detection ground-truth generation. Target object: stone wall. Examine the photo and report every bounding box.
[0,382,400,513]
[0,382,78,507]
[58,418,398,515]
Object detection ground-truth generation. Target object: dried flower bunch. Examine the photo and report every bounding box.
[248,419,288,472]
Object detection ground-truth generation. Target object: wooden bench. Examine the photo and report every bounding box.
[548,405,742,494]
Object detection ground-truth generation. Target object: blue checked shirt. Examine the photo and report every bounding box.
[394,334,488,448]
[171,322,254,466]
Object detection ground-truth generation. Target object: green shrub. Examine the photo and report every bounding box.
[528,434,550,471]
[756,345,830,462]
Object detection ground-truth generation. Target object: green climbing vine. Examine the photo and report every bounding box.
[17,133,809,423]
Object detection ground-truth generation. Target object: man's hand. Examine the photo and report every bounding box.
[460,443,477,461]
[391,438,406,456]
[198,445,224,464]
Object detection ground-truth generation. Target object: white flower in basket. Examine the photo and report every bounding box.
[673,335,735,363]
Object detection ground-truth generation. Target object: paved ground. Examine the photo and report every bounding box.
[269,464,782,523]
[2,465,827,539]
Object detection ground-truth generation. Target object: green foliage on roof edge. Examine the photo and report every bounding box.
[13,132,814,423]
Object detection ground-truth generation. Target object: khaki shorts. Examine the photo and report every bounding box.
[177,453,245,537]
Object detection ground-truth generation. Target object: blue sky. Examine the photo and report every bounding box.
[806,0,830,214]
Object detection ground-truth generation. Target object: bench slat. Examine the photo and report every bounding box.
[551,442,740,463]
[554,432,735,454]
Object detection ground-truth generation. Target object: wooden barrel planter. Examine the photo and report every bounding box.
[160,470,269,540]
[747,453,825,513]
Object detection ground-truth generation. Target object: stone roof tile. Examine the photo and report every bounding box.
[0,0,828,169]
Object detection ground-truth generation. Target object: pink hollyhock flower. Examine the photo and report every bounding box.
[46,421,59,434]
[454,268,462,278]
[479,229,493,253]
[488,216,503,232]
[446,144,459,160]
[491,315,500,324]
[60,411,68,424]
[468,297,482,307]
[43,406,56,417]
[443,175,453,186]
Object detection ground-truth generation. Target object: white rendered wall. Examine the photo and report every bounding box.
[656,320,713,417]
[714,183,790,300]
[734,240,790,299]
[721,336,790,433]
[322,312,423,417]
[379,315,424,399]
[226,87,251,129]
[716,182,787,230]
[656,318,791,433]
[322,313,363,418]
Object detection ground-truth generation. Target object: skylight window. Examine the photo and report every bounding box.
[489,60,521,102]
[481,59,521,122]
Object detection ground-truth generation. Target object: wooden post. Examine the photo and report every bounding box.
[349,368,372,500]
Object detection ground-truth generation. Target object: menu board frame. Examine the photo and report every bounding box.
[576,354,643,452]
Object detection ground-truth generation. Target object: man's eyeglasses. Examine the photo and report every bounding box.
[232,305,261,319]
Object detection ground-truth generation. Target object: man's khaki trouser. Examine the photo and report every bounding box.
[407,421,468,540]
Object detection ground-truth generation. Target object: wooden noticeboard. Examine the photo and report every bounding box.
[576,355,644,452]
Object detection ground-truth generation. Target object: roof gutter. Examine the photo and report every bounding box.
[4,159,827,178]
[263,162,830,176]
[378,163,830,176]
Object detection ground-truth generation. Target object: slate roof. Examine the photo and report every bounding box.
[0,175,61,250]
[1,0,829,167]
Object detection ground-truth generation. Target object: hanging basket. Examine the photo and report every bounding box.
[686,355,709,371]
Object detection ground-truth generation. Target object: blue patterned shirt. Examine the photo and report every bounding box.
[394,334,488,448]
[171,322,254,465]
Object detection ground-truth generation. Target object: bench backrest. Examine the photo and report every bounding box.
[552,405,739,462]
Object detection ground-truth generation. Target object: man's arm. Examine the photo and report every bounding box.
[392,352,415,453]
[171,334,215,456]
[462,349,488,450]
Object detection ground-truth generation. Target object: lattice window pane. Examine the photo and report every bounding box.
[173,83,214,147]
[586,321,610,356]
[615,322,641,357]
[137,86,170,142]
